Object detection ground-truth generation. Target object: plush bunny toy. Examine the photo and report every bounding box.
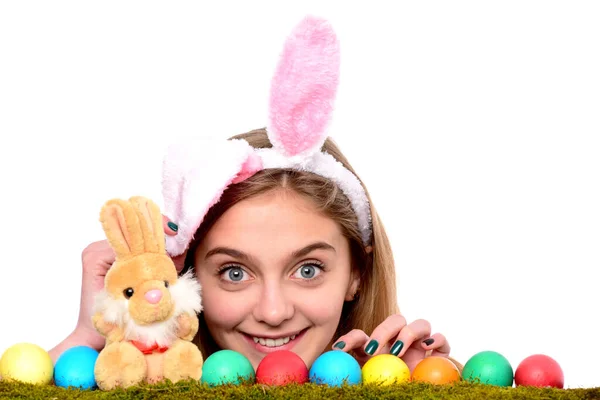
[92,196,204,390]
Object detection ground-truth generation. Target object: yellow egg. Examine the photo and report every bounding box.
[362,354,410,385]
[0,343,54,385]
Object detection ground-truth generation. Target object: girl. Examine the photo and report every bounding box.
[49,128,454,372]
[49,16,458,373]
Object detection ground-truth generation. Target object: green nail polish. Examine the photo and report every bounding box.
[333,341,346,349]
[390,340,404,356]
[365,339,379,355]
[167,221,178,232]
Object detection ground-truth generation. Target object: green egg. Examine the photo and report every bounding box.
[462,350,514,387]
[201,350,255,386]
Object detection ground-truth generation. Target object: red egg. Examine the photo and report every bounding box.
[255,350,309,386]
[514,354,564,388]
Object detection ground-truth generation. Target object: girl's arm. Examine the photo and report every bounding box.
[48,328,106,364]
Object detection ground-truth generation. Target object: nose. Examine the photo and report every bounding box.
[145,289,163,304]
[252,282,294,326]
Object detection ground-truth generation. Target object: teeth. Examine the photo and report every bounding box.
[252,334,298,348]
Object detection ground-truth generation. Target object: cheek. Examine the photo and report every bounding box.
[200,285,253,329]
[296,285,346,326]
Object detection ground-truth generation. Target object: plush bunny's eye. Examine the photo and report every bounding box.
[123,288,134,298]
[164,281,169,288]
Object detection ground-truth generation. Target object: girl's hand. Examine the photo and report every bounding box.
[331,315,451,371]
[49,217,183,362]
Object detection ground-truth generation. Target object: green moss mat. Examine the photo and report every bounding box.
[1,380,599,399]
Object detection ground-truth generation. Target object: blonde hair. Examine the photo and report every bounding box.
[186,127,399,358]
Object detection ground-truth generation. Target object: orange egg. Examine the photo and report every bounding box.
[411,356,461,385]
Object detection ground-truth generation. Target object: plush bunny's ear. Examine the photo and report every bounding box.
[129,196,165,254]
[161,137,262,257]
[100,198,145,260]
[267,15,340,160]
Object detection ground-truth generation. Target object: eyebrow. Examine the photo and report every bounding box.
[204,241,336,262]
[292,242,336,258]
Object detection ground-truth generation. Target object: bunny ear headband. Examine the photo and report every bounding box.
[162,16,372,257]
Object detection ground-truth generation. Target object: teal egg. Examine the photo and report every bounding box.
[201,350,255,386]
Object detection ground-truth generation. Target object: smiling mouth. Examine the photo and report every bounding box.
[252,334,297,347]
[242,328,308,350]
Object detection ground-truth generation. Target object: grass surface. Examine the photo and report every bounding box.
[1,380,599,399]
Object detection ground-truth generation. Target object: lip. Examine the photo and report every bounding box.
[241,328,308,353]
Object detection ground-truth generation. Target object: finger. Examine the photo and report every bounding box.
[394,319,432,358]
[161,216,186,271]
[331,329,371,364]
[363,314,407,356]
[81,240,116,275]
[422,332,451,358]
[163,215,178,236]
[332,329,370,352]
[172,252,187,273]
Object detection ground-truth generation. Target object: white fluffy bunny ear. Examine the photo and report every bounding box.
[267,15,341,161]
[161,138,262,257]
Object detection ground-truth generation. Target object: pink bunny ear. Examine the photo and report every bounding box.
[267,15,341,159]
[161,138,261,256]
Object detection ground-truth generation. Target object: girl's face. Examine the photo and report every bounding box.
[194,190,358,369]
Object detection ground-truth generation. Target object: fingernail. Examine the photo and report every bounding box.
[423,338,434,346]
[365,339,379,355]
[167,221,178,232]
[390,340,404,356]
[333,341,345,349]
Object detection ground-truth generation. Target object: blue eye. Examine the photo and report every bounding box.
[300,265,316,279]
[221,266,248,282]
[228,268,244,281]
[293,263,323,280]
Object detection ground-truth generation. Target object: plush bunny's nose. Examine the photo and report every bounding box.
[145,289,163,304]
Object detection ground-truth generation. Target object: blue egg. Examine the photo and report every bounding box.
[309,350,362,387]
[54,345,99,390]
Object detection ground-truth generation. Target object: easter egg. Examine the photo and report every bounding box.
[201,350,255,386]
[462,350,513,387]
[309,350,362,386]
[362,354,410,385]
[514,354,564,388]
[256,350,308,385]
[0,343,53,385]
[53,346,99,389]
[412,356,461,384]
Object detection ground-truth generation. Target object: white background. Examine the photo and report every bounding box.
[1,0,599,390]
